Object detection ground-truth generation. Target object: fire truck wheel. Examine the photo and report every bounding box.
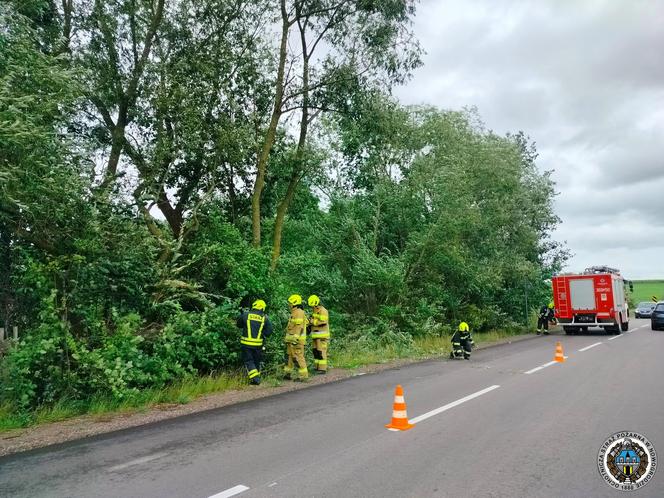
[620,320,629,332]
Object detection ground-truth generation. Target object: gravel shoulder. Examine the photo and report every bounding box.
[0,332,537,457]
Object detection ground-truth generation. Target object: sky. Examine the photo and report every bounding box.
[395,0,664,280]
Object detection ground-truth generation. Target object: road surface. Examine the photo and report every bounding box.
[1,319,662,497]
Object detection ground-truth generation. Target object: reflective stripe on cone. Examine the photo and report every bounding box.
[385,384,414,431]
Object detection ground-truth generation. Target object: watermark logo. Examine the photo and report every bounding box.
[598,431,657,491]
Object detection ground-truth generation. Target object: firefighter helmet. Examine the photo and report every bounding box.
[288,294,302,306]
[458,322,469,332]
[307,295,320,307]
[252,299,266,311]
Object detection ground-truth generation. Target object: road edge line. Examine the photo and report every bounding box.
[578,342,602,352]
[208,484,250,498]
[409,385,500,425]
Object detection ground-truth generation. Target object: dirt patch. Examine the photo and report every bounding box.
[0,332,537,457]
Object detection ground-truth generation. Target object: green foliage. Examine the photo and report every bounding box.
[0,1,567,421]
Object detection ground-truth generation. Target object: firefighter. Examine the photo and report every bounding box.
[284,294,309,381]
[237,299,273,385]
[450,322,474,360]
[537,302,555,335]
[307,295,330,374]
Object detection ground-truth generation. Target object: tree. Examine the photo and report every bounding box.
[248,0,422,271]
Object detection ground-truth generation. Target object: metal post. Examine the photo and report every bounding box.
[524,282,529,326]
[0,327,4,340]
[12,326,18,340]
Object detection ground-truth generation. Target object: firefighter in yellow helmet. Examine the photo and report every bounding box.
[237,299,273,385]
[537,302,555,335]
[307,295,330,374]
[284,294,309,380]
[450,322,474,360]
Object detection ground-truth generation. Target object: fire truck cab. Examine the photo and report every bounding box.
[552,266,630,335]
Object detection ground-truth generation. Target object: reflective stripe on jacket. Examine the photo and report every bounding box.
[237,309,273,347]
[451,330,474,345]
[285,307,308,344]
[310,305,330,339]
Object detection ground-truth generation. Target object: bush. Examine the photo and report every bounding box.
[0,296,244,411]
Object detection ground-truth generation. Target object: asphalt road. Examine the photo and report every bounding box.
[1,319,663,498]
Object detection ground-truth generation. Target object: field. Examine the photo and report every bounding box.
[630,280,664,305]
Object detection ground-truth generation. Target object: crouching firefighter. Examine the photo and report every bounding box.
[237,299,273,385]
[450,322,474,360]
[284,294,309,381]
[308,295,330,374]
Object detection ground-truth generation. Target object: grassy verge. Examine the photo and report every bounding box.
[0,328,529,433]
[0,371,249,433]
[333,328,527,369]
[630,280,664,305]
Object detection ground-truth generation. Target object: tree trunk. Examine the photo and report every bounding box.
[270,172,301,271]
[269,9,310,270]
[101,124,125,189]
[157,187,183,238]
[251,0,290,247]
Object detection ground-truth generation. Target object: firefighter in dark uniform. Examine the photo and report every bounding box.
[450,322,474,360]
[537,302,555,335]
[237,299,273,385]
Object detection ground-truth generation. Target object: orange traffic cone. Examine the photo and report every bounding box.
[554,341,565,363]
[385,384,414,431]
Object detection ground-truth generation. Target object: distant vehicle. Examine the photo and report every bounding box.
[651,302,664,331]
[635,301,656,318]
[552,266,630,335]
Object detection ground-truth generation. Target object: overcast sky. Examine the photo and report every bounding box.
[395,0,664,279]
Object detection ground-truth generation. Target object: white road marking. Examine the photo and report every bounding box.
[268,482,278,488]
[578,342,602,352]
[409,385,500,424]
[608,334,623,341]
[107,452,169,472]
[524,361,557,375]
[208,485,250,498]
[639,324,649,329]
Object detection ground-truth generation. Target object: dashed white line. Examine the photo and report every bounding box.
[578,342,602,352]
[409,385,500,424]
[208,485,250,498]
[524,361,557,375]
[108,452,169,472]
[608,334,623,341]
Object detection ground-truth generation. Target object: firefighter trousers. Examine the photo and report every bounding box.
[452,339,472,359]
[537,317,549,332]
[241,345,262,384]
[284,342,308,379]
[312,338,329,372]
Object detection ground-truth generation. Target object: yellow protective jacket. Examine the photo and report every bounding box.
[285,307,308,345]
[310,305,330,339]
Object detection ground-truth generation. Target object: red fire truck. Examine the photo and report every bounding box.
[552,266,631,335]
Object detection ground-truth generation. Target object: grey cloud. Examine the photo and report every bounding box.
[396,0,664,278]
